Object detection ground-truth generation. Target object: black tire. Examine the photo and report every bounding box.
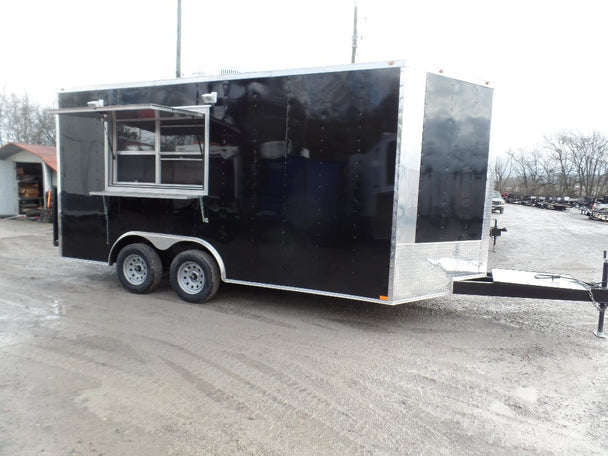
[116,243,163,294]
[169,250,220,303]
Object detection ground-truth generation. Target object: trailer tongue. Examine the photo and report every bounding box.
[453,261,608,338]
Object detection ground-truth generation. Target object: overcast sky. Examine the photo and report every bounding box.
[1,0,606,155]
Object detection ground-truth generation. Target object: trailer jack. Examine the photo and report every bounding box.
[453,252,608,338]
[593,251,608,338]
[594,303,607,338]
[489,219,507,251]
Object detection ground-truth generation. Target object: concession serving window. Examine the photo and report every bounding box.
[52,103,210,199]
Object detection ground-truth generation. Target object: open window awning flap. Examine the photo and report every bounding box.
[48,103,207,118]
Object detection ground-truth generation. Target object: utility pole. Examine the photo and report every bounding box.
[176,0,182,78]
[351,2,358,63]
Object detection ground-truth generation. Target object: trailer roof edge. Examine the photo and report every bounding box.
[58,60,410,94]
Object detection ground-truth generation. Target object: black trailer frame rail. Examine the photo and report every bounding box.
[453,262,608,338]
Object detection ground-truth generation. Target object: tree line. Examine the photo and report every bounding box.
[0,90,55,146]
[495,131,608,199]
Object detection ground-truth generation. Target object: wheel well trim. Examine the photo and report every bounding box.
[109,231,227,280]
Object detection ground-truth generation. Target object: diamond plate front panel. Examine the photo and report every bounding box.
[392,239,489,302]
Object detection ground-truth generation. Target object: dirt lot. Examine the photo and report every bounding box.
[1,204,608,455]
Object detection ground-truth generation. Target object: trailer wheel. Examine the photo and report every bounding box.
[116,243,163,294]
[170,250,220,303]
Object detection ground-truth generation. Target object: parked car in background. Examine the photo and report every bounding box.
[491,191,505,214]
[590,201,608,221]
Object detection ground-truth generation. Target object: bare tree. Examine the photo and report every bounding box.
[493,154,513,194]
[567,131,608,197]
[0,89,55,146]
[508,148,546,195]
[538,152,559,195]
[33,107,55,145]
[544,132,577,195]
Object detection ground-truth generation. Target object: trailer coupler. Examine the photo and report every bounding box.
[453,253,608,338]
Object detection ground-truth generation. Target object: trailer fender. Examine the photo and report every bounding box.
[108,231,226,280]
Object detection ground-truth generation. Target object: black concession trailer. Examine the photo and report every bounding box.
[52,61,496,304]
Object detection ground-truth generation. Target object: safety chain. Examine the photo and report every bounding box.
[535,273,603,312]
[578,279,607,312]
[587,286,603,312]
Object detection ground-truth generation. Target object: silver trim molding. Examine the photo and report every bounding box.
[223,278,440,306]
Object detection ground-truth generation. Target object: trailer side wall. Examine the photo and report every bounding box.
[58,66,402,300]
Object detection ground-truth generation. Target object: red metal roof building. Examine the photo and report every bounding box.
[0,142,57,216]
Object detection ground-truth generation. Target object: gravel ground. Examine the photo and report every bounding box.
[1,204,608,455]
